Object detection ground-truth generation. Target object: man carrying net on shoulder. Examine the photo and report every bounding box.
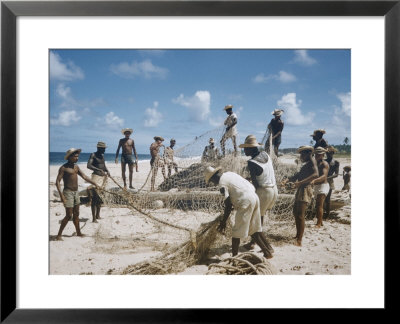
[265,109,284,157]
[220,104,238,156]
[150,136,167,191]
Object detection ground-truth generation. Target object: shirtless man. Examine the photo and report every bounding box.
[115,128,138,189]
[282,146,318,246]
[311,129,328,149]
[265,109,284,156]
[310,147,329,228]
[342,166,351,191]
[220,104,238,156]
[56,148,99,241]
[164,138,178,177]
[202,138,219,163]
[150,136,166,191]
[87,141,109,223]
[324,146,340,218]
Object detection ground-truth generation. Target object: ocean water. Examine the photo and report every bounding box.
[49,152,152,166]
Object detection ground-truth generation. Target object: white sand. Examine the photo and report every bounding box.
[49,155,351,275]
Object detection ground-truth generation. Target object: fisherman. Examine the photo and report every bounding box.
[342,166,351,191]
[220,104,238,156]
[204,166,274,259]
[324,146,340,218]
[311,129,328,149]
[239,135,278,251]
[115,128,138,189]
[55,148,99,241]
[87,141,109,223]
[265,109,284,157]
[282,146,318,246]
[310,147,329,228]
[150,136,166,191]
[202,138,219,163]
[164,138,179,177]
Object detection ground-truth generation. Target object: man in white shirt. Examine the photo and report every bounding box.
[220,104,238,156]
[204,166,273,258]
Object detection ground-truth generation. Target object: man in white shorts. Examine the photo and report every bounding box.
[311,146,329,228]
[204,166,273,258]
[239,135,277,251]
[220,104,238,156]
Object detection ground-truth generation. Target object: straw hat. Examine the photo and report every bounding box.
[297,145,314,154]
[154,136,164,141]
[204,166,222,184]
[121,128,133,135]
[314,146,327,155]
[326,146,337,153]
[271,109,284,116]
[223,104,233,110]
[209,138,215,143]
[310,129,326,136]
[96,141,107,148]
[64,148,82,160]
[239,135,262,148]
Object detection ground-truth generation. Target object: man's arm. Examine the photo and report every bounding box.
[115,140,122,163]
[294,160,318,187]
[77,166,99,187]
[56,166,66,205]
[132,140,138,161]
[248,161,263,188]
[272,121,284,139]
[327,161,340,180]
[218,194,233,233]
[312,162,329,185]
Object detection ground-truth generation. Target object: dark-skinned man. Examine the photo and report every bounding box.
[265,109,284,157]
[115,128,138,190]
[324,146,340,218]
[220,104,238,156]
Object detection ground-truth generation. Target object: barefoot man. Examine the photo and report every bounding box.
[282,146,318,246]
[204,166,274,259]
[150,136,166,191]
[115,128,138,189]
[324,146,340,217]
[239,135,278,251]
[310,147,329,228]
[220,104,238,156]
[265,109,284,157]
[87,141,109,223]
[56,148,99,241]
[164,138,179,177]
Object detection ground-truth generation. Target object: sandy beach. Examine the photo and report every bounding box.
[49,154,351,275]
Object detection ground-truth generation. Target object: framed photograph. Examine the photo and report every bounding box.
[1,0,398,321]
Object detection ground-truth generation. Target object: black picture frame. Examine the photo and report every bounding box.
[1,0,398,322]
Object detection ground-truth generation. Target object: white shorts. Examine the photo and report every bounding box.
[256,185,278,216]
[314,183,329,196]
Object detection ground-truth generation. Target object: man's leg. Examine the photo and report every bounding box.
[121,163,127,188]
[128,163,134,189]
[315,194,326,227]
[294,202,308,246]
[220,135,227,156]
[251,232,273,259]
[72,205,84,237]
[159,162,166,180]
[324,189,332,218]
[232,237,240,256]
[56,207,73,240]
[174,162,178,174]
[232,135,237,153]
[151,166,158,191]
[91,201,97,223]
[96,205,101,220]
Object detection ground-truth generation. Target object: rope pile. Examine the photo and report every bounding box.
[207,252,277,275]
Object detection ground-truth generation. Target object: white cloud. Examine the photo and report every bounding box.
[144,102,163,127]
[50,51,84,81]
[253,71,296,83]
[110,59,168,79]
[50,110,81,126]
[55,83,105,112]
[104,112,124,128]
[277,93,314,126]
[293,50,317,66]
[173,91,211,122]
[337,92,351,117]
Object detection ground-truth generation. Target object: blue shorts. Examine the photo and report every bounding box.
[121,154,134,165]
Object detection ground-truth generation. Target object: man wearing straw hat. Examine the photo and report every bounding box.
[201,138,219,163]
[55,148,99,241]
[310,147,329,228]
[87,141,109,223]
[164,138,179,177]
[204,166,274,259]
[311,129,328,149]
[220,104,238,156]
[324,145,340,218]
[115,128,138,190]
[239,135,278,251]
[265,109,284,157]
[282,146,318,246]
[150,136,167,191]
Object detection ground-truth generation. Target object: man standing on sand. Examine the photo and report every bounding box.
[220,104,238,156]
[282,146,318,246]
[342,166,351,191]
[115,128,138,189]
[164,138,179,177]
[239,135,278,251]
[311,129,328,149]
[56,148,99,241]
[204,166,274,259]
[87,141,109,223]
[310,147,329,228]
[150,136,167,191]
[202,138,219,163]
[324,146,340,218]
[265,109,284,157]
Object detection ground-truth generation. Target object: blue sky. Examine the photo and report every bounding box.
[50,49,350,153]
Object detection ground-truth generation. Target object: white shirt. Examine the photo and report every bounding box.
[250,152,276,187]
[219,172,256,209]
[224,113,238,136]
